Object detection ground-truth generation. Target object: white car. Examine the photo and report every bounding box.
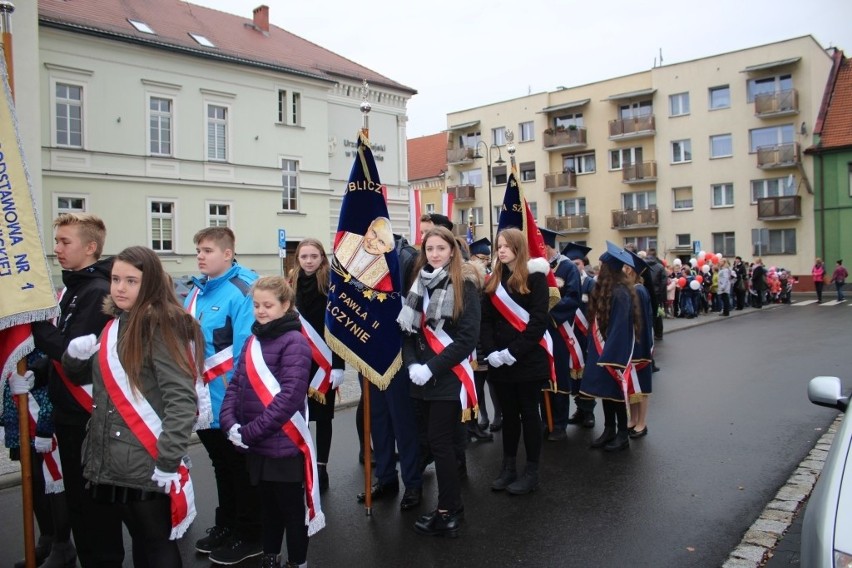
[801,376,852,567]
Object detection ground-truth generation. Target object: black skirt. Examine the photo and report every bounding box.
[308,389,337,421]
[246,453,304,485]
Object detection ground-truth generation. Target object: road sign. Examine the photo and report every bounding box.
[278,229,287,258]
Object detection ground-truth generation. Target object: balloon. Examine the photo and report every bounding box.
[677,277,686,288]
[697,258,705,268]
[701,264,711,274]
[710,255,719,264]
[695,275,704,284]
[690,258,697,267]
[689,280,700,290]
[673,258,682,266]
[716,253,723,260]
[698,251,706,260]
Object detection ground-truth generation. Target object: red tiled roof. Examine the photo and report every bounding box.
[407,133,447,181]
[38,0,415,94]
[819,55,852,149]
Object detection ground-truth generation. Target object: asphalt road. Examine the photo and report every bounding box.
[0,300,848,567]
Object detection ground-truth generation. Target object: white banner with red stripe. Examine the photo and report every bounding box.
[100,319,196,540]
[298,314,333,403]
[244,337,325,536]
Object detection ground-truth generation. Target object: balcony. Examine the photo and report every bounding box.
[622,161,657,184]
[543,128,588,151]
[608,115,655,140]
[611,208,658,229]
[756,143,800,169]
[447,146,475,164]
[545,214,589,233]
[447,184,475,202]
[544,171,577,193]
[755,89,799,118]
[757,195,802,220]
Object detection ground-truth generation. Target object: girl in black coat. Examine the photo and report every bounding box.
[480,228,551,495]
[398,227,482,537]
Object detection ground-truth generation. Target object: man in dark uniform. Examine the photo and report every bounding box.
[562,242,597,429]
[468,237,497,440]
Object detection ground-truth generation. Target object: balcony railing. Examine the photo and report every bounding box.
[545,214,589,233]
[757,195,802,220]
[447,147,475,164]
[609,115,655,140]
[452,224,478,238]
[611,208,659,229]
[447,184,475,202]
[544,171,578,192]
[755,89,799,117]
[622,161,657,183]
[756,142,800,169]
[543,128,587,151]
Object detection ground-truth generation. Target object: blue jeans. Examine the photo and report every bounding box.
[836,281,846,301]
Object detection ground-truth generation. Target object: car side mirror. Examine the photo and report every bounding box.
[808,376,849,412]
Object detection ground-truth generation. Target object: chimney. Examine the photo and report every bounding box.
[253,5,269,34]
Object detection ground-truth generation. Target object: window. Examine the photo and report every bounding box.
[671,139,692,163]
[128,19,156,34]
[624,236,657,251]
[189,33,215,47]
[281,159,298,211]
[150,201,175,252]
[207,203,231,227]
[519,161,536,182]
[277,90,301,125]
[619,101,652,119]
[749,125,794,152]
[712,183,734,207]
[206,104,228,161]
[56,195,86,215]
[466,207,484,225]
[459,131,481,149]
[528,201,538,221]
[492,205,501,226]
[425,203,436,214]
[519,121,535,142]
[747,74,792,102]
[492,127,506,146]
[149,96,173,156]
[750,176,795,203]
[55,83,83,148]
[849,163,852,197]
[459,169,482,187]
[669,92,690,116]
[710,134,732,158]
[563,152,596,174]
[554,113,584,129]
[713,232,736,257]
[492,165,507,186]
[676,233,691,247]
[752,228,795,255]
[610,147,643,170]
[556,198,586,217]
[673,187,693,210]
[709,85,730,109]
[622,191,656,210]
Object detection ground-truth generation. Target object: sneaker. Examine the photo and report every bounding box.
[209,538,263,565]
[195,526,231,554]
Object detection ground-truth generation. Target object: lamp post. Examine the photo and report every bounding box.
[473,141,506,243]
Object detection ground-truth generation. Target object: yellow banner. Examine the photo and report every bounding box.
[0,58,58,329]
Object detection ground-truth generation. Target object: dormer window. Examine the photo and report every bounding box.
[128,19,156,34]
[189,33,216,48]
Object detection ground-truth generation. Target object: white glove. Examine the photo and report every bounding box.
[330,369,345,390]
[151,466,181,494]
[34,437,53,454]
[67,334,100,360]
[227,424,248,449]
[8,371,34,395]
[498,349,517,366]
[486,352,504,368]
[408,364,432,386]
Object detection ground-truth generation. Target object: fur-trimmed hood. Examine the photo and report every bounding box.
[528,257,551,275]
[462,260,485,289]
[102,295,120,317]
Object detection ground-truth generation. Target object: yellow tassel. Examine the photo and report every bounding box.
[308,387,326,405]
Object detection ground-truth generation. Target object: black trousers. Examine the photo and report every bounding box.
[492,381,544,463]
[602,399,628,432]
[259,481,309,564]
[197,428,262,539]
[734,287,745,310]
[815,282,824,302]
[55,422,124,568]
[423,400,463,511]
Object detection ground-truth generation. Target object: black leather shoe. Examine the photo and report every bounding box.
[652,366,661,373]
[566,410,584,425]
[628,426,648,439]
[590,426,616,449]
[418,506,464,524]
[489,416,503,432]
[356,480,399,503]
[581,411,596,429]
[399,487,422,511]
[604,430,630,451]
[414,510,462,538]
[468,422,494,441]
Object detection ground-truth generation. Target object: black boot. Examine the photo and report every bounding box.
[590,426,616,449]
[490,456,517,491]
[38,541,77,568]
[566,410,584,425]
[489,415,503,432]
[468,422,494,441]
[414,510,462,538]
[506,462,539,495]
[318,463,329,493]
[14,535,52,568]
[581,411,596,429]
[604,430,630,452]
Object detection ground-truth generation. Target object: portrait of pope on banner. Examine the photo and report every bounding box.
[333,216,394,291]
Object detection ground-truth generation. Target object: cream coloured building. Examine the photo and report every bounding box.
[445,36,832,276]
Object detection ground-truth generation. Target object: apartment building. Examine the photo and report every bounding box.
[445,36,833,278]
[33,0,415,280]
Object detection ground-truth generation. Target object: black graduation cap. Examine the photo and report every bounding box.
[561,242,592,261]
[469,237,491,256]
[427,213,454,231]
[537,227,564,249]
[626,249,649,275]
[599,240,636,270]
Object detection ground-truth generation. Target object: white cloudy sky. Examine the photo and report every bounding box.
[191,0,852,137]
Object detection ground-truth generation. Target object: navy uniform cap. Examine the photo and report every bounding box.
[562,242,592,261]
[599,240,635,270]
[626,249,649,275]
[426,213,454,231]
[538,227,564,248]
[469,237,491,256]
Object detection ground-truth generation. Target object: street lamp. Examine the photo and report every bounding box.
[473,141,506,243]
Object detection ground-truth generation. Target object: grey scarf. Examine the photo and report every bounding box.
[397,266,454,333]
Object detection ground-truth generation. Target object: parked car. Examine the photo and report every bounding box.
[801,376,852,567]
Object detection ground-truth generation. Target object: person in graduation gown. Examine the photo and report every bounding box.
[625,250,654,439]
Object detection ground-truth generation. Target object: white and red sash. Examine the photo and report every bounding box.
[187,289,235,384]
[420,293,478,421]
[556,320,585,379]
[298,314,333,404]
[244,336,325,536]
[491,282,557,390]
[99,319,196,540]
[14,394,64,494]
[591,318,636,418]
[54,360,93,413]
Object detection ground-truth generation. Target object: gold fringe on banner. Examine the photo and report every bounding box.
[324,332,402,391]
